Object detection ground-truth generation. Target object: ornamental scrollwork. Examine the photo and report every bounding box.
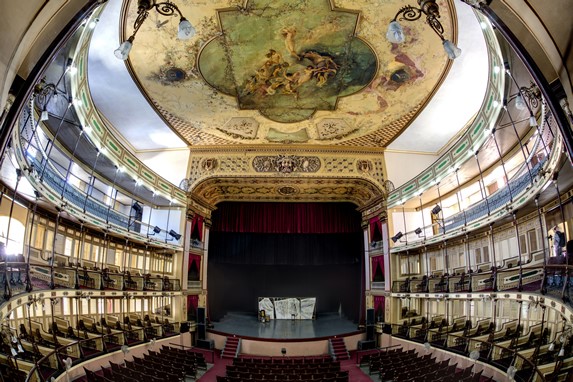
[252,155,321,173]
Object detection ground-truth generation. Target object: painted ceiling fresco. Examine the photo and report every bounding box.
[123,0,454,146]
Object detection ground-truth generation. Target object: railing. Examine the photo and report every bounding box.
[391,108,562,252]
[393,260,555,295]
[12,106,184,249]
[0,260,182,305]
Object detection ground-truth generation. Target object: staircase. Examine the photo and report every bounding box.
[221,336,240,359]
[329,337,349,360]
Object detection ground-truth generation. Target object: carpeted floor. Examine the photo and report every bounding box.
[340,354,377,382]
[197,350,231,381]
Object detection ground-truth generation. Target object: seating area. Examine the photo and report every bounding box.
[83,345,205,382]
[367,347,486,382]
[217,355,348,382]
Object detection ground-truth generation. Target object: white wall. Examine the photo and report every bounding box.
[384,151,438,188]
[137,149,190,186]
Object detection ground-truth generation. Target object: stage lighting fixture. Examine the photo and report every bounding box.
[431,205,442,215]
[132,201,143,212]
[391,232,403,243]
[169,230,182,241]
[414,227,422,235]
[148,226,161,236]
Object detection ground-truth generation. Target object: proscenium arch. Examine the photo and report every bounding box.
[190,175,385,210]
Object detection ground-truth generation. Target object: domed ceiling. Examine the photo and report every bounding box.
[120,0,456,147]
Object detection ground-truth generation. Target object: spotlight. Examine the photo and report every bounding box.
[414,227,422,235]
[391,232,403,243]
[148,226,161,236]
[132,202,143,213]
[431,205,442,215]
[168,230,182,241]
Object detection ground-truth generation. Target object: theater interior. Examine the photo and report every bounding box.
[1,0,573,381]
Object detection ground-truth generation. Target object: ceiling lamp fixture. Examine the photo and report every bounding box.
[115,0,195,60]
[386,0,461,60]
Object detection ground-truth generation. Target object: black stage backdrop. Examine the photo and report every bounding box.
[207,202,363,322]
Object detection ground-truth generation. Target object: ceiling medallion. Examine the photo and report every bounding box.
[253,155,321,174]
[198,0,377,123]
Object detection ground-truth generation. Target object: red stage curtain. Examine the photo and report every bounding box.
[188,254,201,271]
[371,255,384,281]
[187,295,199,310]
[211,202,361,234]
[369,216,382,242]
[191,215,204,241]
[373,296,385,321]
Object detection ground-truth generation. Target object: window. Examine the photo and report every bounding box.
[519,234,528,255]
[528,229,539,252]
[475,248,482,264]
[458,252,465,267]
[32,224,45,249]
[64,236,75,258]
[45,230,54,252]
[82,242,91,260]
[482,246,490,263]
[399,255,420,275]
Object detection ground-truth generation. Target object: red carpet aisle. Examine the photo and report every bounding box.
[197,350,231,381]
[340,352,376,382]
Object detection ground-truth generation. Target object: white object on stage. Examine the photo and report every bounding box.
[258,297,316,320]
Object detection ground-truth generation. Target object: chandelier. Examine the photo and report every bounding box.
[115,0,195,60]
[386,0,461,60]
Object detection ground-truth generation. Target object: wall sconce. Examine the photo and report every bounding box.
[391,231,404,243]
[115,0,195,60]
[386,0,461,59]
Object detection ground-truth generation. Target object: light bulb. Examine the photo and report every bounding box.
[549,342,555,351]
[559,347,565,357]
[178,18,195,40]
[114,39,133,60]
[386,21,405,44]
[529,115,538,127]
[40,110,49,121]
[443,40,462,59]
[515,94,526,111]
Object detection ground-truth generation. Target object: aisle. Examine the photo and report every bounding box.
[197,350,231,381]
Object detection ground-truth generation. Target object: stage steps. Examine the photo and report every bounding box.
[221,336,240,359]
[329,337,349,361]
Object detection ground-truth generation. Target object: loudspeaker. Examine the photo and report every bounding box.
[197,323,206,340]
[366,308,375,325]
[366,325,375,341]
[180,322,190,333]
[382,323,392,334]
[197,307,206,324]
[197,339,214,350]
[358,340,375,351]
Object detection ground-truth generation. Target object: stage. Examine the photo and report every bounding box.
[209,312,360,340]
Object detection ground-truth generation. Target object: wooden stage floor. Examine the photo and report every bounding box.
[209,312,359,340]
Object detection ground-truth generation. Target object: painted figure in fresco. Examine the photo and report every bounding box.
[281,27,300,60]
[243,48,340,98]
